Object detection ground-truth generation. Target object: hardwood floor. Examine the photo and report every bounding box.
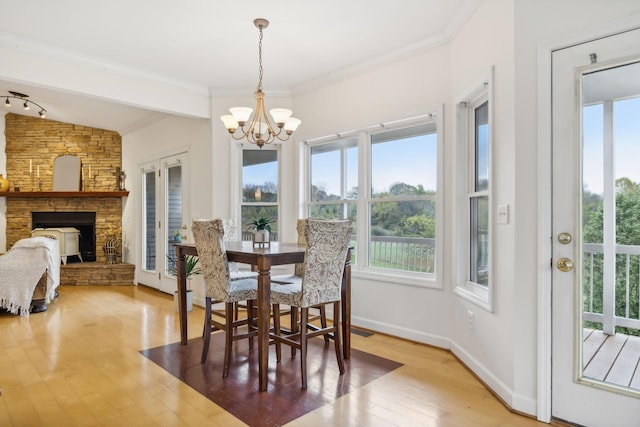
[0,285,546,426]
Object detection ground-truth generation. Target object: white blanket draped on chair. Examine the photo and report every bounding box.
[0,236,60,316]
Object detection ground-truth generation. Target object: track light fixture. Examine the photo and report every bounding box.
[3,91,47,118]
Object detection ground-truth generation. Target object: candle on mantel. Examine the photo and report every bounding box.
[88,165,91,180]
[37,165,40,178]
[29,159,32,174]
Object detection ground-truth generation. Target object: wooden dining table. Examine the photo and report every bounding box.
[174,240,352,392]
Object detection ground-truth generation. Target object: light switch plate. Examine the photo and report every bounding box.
[497,204,509,225]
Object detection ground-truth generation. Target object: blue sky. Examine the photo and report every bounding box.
[583,97,640,195]
[243,134,438,196]
[310,134,437,197]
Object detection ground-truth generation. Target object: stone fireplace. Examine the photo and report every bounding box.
[3,113,126,265]
[6,196,124,263]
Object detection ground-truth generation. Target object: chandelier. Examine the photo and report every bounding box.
[220,18,301,148]
[4,91,47,118]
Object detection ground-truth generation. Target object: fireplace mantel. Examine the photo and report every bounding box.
[0,191,128,198]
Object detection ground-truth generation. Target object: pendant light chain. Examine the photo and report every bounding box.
[257,26,264,93]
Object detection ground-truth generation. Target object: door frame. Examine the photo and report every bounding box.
[137,150,190,293]
[536,15,640,423]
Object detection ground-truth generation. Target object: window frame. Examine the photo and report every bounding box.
[455,67,494,311]
[303,107,444,289]
[233,143,281,242]
[307,137,358,219]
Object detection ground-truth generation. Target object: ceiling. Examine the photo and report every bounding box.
[0,0,481,134]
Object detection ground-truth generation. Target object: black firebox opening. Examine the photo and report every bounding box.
[31,212,97,262]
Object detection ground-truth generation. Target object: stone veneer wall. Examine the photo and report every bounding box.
[4,113,124,262]
[6,198,124,263]
[4,113,122,192]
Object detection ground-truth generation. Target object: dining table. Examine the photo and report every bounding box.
[174,240,352,392]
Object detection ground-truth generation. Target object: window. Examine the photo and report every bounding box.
[305,112,443,286]
[369,124,438,275]
[455,69,493,309]
[308,138,358,258]
[470,101,489,286]
[241,148,279,241]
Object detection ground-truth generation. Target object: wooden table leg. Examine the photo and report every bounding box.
[177,246,188,345]
[257,256,272,391]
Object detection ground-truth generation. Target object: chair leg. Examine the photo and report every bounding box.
[319,305,329,343]
[201,297,213,363]
[247,300,255,350]
[300,307,309,389]
[273,304,282,362]
[333,301,345,375]
[290,306,299,358]
[223,302,234,378]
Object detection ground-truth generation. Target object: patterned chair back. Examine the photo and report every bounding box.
[191,219,232,301]
[298,219,352,307]
[294,218,308,277]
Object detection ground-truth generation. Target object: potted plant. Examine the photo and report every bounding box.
[247,216,275,247]
[168,254,202,311]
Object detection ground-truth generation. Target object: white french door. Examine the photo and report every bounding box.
[551,28,640,426]
[138,152,189,294]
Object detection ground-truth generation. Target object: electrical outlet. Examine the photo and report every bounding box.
[467,310,474,329]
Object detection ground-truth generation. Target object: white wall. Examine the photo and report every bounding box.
[448,0,519,410]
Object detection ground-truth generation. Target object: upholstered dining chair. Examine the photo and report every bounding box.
[270,218,352,389]
[294,219,329,345]
[191,219,259,377]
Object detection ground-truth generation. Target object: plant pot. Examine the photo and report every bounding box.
[174,289,193,312]
[252,230,270,247]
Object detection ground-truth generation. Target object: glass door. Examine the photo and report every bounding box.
[551,28,640,426]
[138,153,189,293]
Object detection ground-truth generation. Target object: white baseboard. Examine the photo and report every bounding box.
[449,338,536,416]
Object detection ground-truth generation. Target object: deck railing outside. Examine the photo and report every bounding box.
[368,236,435,273]
[583,243,640,335]
[242,232,436,273]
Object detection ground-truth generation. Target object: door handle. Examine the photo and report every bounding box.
[557,257,574,272]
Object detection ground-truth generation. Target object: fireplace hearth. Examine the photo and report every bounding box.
[32,212,97,262]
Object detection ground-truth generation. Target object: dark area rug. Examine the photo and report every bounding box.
[140,332,402,426]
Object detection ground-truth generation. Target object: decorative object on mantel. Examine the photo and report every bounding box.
[3,91,47,118]
[114,167,127,191]
[52,155,81,191]
[247,216,274,248]
[220,18,301,148]
[0,174,9,192]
